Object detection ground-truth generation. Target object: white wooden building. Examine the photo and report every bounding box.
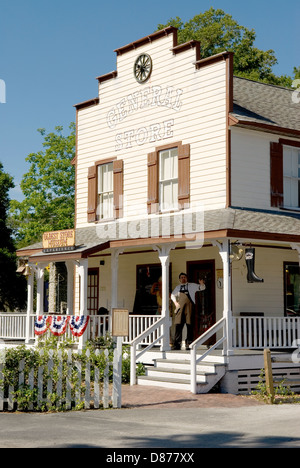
[10,26,300,394]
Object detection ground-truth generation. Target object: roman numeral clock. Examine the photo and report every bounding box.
[134,53,152,83]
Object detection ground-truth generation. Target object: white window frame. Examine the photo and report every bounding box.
[159,147,178,212]
[97,162,114,220]
[283,146,300,209]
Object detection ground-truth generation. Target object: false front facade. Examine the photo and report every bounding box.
[15,26,300,394]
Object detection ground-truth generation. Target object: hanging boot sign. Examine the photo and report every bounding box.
[245,248,264,283]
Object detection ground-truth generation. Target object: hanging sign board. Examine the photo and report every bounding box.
[112,308,129,337]
[43,229,76,253]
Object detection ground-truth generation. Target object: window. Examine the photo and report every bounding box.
[88,159,123,223]
[97,163,113,220]
[159,148,178,211]
[284,263,300,316]
[283,146,300,209]
[147,142,190,214]
[87,268,99,315]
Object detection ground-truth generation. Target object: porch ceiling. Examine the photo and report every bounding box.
[17,207,300,262]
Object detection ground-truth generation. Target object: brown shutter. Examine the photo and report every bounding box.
[87,165,97,222]
[178,143,190,209]
[113,159,123,219]
[270,142,283,208]
[147,151,159,214]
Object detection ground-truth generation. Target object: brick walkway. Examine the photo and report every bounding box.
[121,385,265,409]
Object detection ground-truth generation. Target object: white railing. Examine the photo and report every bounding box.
[2,313,300,353]
[0,313,27,340]
[130,317,166,386]
[190,318,227,394]
[0,313,160,345]
[233,316,300,349]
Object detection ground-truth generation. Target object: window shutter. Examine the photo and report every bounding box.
[87,165,97,222]
[147,151,159,214]
[270,142,283,208]
[178,143,190,209]
[113,159,124,219]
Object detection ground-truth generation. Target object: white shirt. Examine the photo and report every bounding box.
[171,282,206,305]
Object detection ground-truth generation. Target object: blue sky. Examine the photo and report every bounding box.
[0,0,299,201]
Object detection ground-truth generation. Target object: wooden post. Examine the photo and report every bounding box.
[264,348,275,404]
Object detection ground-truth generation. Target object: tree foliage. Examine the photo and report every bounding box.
[10,123,76,248]
[157,8,297,87]
[0,162,26,310]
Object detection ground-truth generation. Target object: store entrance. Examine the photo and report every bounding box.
[187,260,216,344]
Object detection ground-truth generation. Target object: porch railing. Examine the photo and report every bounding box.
[232,316,300,349]
[190,317,227,394]
[0,313,161,345]
[129,316,166,386]
[1,313,300,351]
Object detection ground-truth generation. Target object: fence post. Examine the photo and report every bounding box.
[112,337,122,408]
[264,348,275,404]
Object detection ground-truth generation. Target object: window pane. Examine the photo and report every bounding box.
[159,148,178,210]
[285,264,300,315]
[283,148,292,177]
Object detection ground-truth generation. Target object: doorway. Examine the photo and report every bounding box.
[187,260,216,344]
[87,268,99,315]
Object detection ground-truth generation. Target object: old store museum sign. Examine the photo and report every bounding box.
[43,229,76,253]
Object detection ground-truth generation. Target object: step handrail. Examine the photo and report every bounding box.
[190,317,227,394]
[129,316,166,385]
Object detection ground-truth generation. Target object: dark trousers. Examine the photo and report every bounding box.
[173,293,193,349]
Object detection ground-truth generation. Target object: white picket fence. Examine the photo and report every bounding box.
[0,347,122,411]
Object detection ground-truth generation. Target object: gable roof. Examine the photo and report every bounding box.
[231,76,300,136]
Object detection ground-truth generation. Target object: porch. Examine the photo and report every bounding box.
[13,207,300,393]
[1,312,300,350]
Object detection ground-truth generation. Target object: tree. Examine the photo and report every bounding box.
[0,162,26,310]
[10,123,76,248]
[157,8,297,87]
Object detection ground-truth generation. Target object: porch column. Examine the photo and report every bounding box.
[65,260,75,315]
[111,248,124,310]
[77,259,88,315]
[35,264,46,316]
[215,239,233,355]
[153,243,176,351]
[111,248,124,409]
[25,267,34,344]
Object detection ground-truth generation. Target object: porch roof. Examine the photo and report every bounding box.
[17,208,300,262]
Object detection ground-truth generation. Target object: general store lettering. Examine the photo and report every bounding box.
[107,86,183,129]
[115,119,174,151]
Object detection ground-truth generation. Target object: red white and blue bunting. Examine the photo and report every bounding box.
[34,316,51,336]
[48,316,70,336]
[69,315,90,337]
[34,315,90,337]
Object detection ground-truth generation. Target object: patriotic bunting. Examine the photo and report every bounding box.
[35,316,51,336]
[69,315,90,337]
[48,316,70,336]
[35,315,90,337]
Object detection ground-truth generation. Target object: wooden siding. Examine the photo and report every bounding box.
[76,34,227,228]
[230,127,300,210]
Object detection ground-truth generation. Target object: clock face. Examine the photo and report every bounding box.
[134,54,152,83]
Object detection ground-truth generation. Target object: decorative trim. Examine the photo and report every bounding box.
[114,26,177,56]
[96,70,118,84]
[74,97,99,110]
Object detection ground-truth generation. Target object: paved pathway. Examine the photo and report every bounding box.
[120,384,264,409]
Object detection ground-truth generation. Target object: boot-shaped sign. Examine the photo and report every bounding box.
[245,248,264,283]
